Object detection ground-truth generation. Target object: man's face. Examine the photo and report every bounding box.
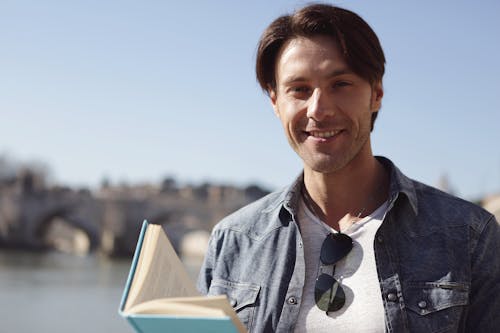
[270,35,383,175]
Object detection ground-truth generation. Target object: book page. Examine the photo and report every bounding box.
[127,295,247,333]
[127,295,228,316]
[124,223,200,310]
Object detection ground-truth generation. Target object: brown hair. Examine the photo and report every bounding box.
[255,3,386,128]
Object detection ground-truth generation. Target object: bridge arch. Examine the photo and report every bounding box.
[34,209,99,255]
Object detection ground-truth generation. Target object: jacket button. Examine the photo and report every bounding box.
[287,296,298,305]
[387,293,397,302]
[377,235,384,243]
[418,301,427,309]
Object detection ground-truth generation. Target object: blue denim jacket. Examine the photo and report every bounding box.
[197,157,500,332]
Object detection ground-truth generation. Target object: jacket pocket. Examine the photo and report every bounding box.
[208,279,261,331]
[404,281,469,333]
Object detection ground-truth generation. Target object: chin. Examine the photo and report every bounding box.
[305,156,351,174]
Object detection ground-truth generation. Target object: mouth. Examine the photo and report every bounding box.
[305,129,343,139]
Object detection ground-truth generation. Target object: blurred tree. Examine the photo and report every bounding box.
[161,176,177,193]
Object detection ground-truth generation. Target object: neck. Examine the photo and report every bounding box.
[303,155,389,231]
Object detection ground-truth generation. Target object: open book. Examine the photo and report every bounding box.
[119,220,247,333]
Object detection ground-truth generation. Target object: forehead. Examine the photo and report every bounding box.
[275,35,349,82]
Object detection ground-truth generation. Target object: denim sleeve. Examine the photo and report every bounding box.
[196,231,217,295]
[466,215,500,331]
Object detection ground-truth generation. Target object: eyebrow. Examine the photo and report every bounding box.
[282,68,354,85]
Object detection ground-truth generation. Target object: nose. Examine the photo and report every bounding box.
[306,88,333,121]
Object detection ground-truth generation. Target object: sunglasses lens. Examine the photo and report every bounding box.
[315,274,346,312]
[320,233,353,264]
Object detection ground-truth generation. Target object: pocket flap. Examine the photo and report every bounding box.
[404,282,469,315]
[209,279,261,312]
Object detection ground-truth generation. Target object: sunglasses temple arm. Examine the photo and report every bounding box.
[325,266,337,316]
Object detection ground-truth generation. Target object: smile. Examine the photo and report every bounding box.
[308,130,341,138]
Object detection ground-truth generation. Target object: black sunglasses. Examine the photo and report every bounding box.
[315,232,353,314]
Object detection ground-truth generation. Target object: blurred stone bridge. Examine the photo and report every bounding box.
[0,171,270,257]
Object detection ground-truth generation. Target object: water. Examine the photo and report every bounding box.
[0,250,201,333]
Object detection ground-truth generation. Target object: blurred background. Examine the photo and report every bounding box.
[1,1,499,332]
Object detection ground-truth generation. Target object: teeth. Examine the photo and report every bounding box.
[310,130,340,138]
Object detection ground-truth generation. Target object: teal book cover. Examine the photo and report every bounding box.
[118,220,245,333]
[123,314,240,333]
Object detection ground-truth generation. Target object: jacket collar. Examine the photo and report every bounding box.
[377,156,418,215]
[280,156,418,221]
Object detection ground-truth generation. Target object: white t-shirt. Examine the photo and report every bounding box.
[293,198,389,333]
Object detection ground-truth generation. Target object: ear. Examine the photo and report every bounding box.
[269,88,280,118]
[370,81,384,112]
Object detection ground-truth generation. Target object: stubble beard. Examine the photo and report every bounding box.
[296,120,372,176]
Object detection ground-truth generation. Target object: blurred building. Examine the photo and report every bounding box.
[0,167,270,258]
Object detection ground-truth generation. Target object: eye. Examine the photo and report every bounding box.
[285,85,312,99]
[290,86,311,93]
[332,81,351,89]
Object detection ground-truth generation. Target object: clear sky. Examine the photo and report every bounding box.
[1,0,499,200]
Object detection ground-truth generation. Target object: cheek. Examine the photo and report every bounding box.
[287,109,308,133]
[339,93,373,118]
[277,101,306,127]
[279,113,308,145]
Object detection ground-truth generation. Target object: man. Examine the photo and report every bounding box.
[197,4,500,332]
